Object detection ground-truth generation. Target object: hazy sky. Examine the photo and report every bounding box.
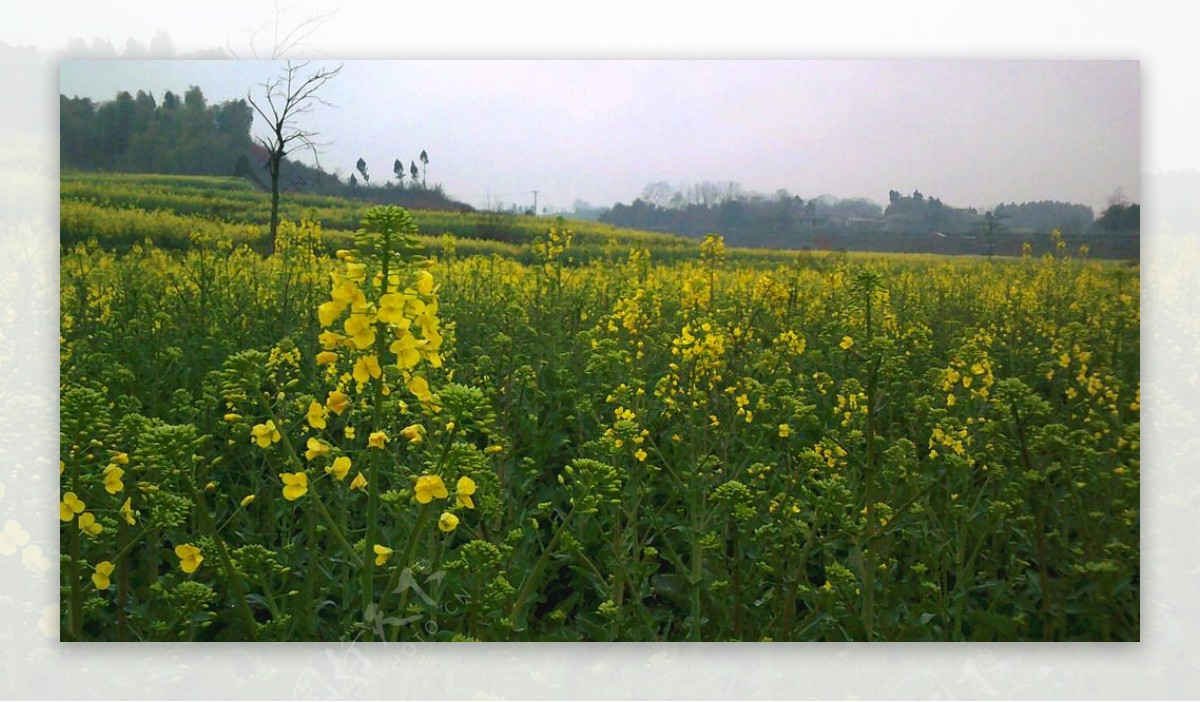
[60,60,1139,213]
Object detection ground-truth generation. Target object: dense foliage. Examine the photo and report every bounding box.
[59,176,1139,642]
[60,88,254,175]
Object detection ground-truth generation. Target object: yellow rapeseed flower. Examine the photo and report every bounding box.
[319,330,347,350]
[456,476,476,509]
[438,512,459,533]
[634,449,648,462]
[376,293,413,326]
[120,497,135,526]
[78,512,102,536]
[326,389,351,415]
[175,544,204,574]
[373,544,394,566]
[344,314,376,349]
[318,300,346,327]
[305,437,332,461]
[328,456,352,481]
[103,467,124,494]
[840,336,854,350]
[316,351,339,366]
[59,492,85,522]
[250,420,281,448]
[353,355,382,385]
[415,270,435,295]
[345,262,368,283]
[415,474,449,504]
[368,431,388,449]
[240,494,256,508]
[407,375,436,407]
[778,424,791,438]
[400,424,424,444]
[92,561,114,590]
[350,472,368,491]
[280,472,309,501]
[390,332,422,369]
[307,401,328,429]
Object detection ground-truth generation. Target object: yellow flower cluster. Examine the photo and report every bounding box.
[928,424,970,459]
[316,250,443,409]
[533,221,574,263]
[608,288,654,338]
[414,474,477,510]
[699,233,726,263]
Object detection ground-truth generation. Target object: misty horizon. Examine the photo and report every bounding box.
[59,59,1139,214]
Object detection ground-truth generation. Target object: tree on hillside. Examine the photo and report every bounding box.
[410,160,419,185]
[356,156,369,185]
[419,149,429,187]
[247,60,343,254]
[393,158,405,185]
[979,210,1009,258]
[1095,202,1140,234]
[641,181,674,208]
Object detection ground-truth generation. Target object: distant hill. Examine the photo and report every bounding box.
[59,85,474,213]
[598,182,1137,259]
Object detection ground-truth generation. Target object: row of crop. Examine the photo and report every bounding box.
[61,171,690,249]
[61,195,830,270]
[58,199,528,259]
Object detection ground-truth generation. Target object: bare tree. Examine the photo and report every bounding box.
[247,60,342,253]
[227,1,339,60]
[641,181,674,208]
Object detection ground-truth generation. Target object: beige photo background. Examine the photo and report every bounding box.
[1,1,1195,698]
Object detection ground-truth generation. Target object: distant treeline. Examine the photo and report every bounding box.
[597,182,1139,258]
[61,87,254,175]
[60,86,472,212]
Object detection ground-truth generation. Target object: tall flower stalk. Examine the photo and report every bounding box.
[314,206,444,628]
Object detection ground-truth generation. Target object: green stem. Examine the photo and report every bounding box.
[510,504,579,633]
[303,504,316,637]
[364,227,393,627]
[256,394,360,567]
[309,485,362,567]
[186,480,258,641]
[117,522,128,642]
[689,517,703,642]
[69,524,82,640]
[255,563,283,621]
[378,502,433,618]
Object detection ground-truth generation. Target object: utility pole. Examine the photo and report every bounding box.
[531,190,539,215]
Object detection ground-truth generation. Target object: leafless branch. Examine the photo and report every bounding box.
[226,1,340,60]
[247,61,343,164]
